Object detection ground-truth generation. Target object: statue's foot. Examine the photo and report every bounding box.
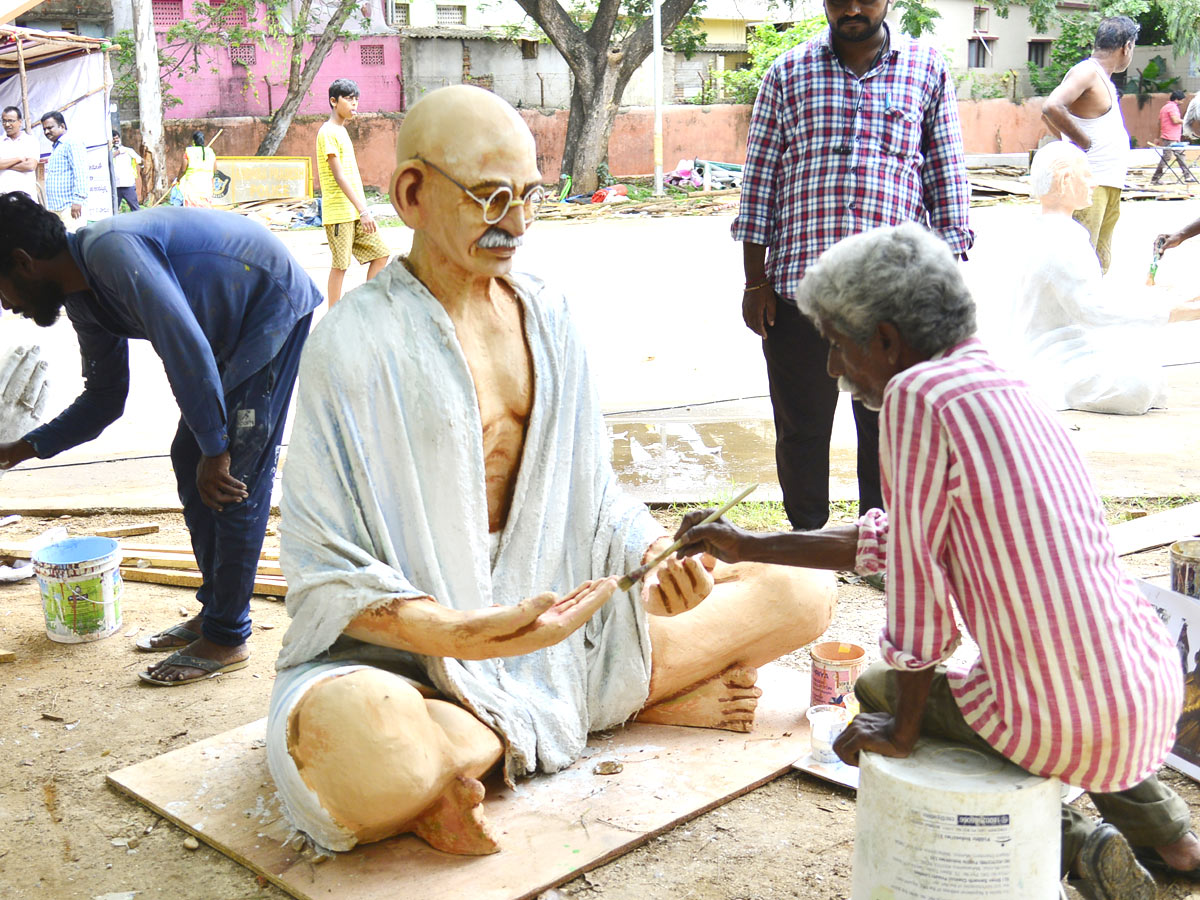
[410,775,500,855]
[636,664,762,733]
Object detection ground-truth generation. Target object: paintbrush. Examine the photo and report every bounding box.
[616,483,758,591]
[1148,236,1165,286]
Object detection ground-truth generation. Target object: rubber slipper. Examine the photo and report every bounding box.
[138,650,250,686]
[1074,824,1157,900]
[135,623,201,652]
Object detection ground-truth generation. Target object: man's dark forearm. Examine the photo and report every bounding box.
[891,667,937,748]
[736,525,860,571]
[742,242,768,285]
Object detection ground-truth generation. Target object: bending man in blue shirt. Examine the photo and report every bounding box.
[0,193,323,686]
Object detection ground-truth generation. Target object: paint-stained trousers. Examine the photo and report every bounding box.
[169,314,311,647]
[763,296,883,531]
[854,661,1192,876]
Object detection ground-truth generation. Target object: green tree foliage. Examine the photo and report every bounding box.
[1026,12,1096,96]
[111,29,182,110]
[567,0,708,58]
[719,15,826,104]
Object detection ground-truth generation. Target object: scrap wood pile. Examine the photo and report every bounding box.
[538,188,741,221]
[0,542,287,597]
[968,165,1034,206]
[226,197,316,229]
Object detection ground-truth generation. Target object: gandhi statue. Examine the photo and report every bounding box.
[264,86,836,856]
[1013,140,1200,415]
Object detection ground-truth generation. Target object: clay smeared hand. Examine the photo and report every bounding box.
[643,554,714,616]
[345,577,619,660]
[196,451,249,511]
[0,344,49,478]
[672,509,751,564]
[832,711,917,767]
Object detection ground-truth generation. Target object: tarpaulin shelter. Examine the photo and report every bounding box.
[0,24,116,219]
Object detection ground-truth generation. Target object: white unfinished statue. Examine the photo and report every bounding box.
[265,86,837,856]
[0,344,48,476]
[1014,141,1200,415]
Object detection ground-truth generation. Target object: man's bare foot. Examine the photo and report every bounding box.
[1151,830,1200,874]
[410,775,500,855]
[142,636,249,683]
[636,664,762,733]
[138,614,204,651]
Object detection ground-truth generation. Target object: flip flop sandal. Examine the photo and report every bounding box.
[1134,834,1200,883]
[138,650,250,686]
[1074,824,1157,900]
[135,623,202,652]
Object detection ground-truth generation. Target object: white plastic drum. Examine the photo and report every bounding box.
[852,738,1060,900]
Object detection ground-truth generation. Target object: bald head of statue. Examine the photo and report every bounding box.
[390,86,544,281]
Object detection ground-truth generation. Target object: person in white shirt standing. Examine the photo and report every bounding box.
[0,106,39,202]
[111,129,143,212]
[1042,16,1138,275]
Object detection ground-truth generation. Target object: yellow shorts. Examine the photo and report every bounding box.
[325,219,390,270]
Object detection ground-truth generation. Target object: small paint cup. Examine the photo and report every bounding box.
[1171,540,1200,600]
[806,704,849,765]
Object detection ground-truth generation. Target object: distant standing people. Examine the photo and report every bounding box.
[0,106,38,202]
[1042,15,1139,273]
[732,0,973,534]
[40,110,87,232]
[179,131,215,207]
[1151,90,1197,184]
[316,78,389,306]
[112,129,144,212]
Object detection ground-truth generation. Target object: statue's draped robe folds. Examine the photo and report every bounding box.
[1014,216,1171,415]
[274,262,658,784]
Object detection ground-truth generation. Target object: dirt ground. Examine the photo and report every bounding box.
[2,510,1200,900]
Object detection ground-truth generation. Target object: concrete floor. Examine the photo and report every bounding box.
[3,194,1199,511]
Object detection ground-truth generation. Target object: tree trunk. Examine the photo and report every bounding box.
[130,0,167,198]
[561,50,628,194]
[255,0,358,157]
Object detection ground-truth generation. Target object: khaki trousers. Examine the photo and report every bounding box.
[854,661,1190,877]
[1071,184,1122,274]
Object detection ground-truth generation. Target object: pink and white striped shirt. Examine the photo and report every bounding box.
[855,339,1182,793]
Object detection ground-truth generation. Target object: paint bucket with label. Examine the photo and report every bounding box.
[810,641,866,708]
[1171,539,1200,600]
[852,738,1060,900]
[806,704,850,764]
[33,537,123,643]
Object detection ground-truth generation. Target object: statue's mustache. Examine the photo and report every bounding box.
[477,228,523,250]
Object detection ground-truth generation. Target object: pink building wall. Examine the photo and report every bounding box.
[154,2,403,119]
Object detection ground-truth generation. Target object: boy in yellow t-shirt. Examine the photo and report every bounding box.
[317,78,390,305]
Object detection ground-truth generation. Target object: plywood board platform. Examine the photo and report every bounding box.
[107,664,811,900]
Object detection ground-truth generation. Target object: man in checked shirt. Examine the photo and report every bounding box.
[680,225,1200,898]
[733,0,972,541]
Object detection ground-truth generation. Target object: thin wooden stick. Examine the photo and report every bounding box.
[617,483,758,591]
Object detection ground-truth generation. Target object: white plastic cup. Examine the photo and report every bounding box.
[806,704,849,764]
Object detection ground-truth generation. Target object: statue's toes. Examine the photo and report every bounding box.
[722,664,759,690]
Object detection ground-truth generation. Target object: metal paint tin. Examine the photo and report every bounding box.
[1171,539,1200,600]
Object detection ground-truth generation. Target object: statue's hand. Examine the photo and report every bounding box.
[643,554,714,616]
[0,343,49,443]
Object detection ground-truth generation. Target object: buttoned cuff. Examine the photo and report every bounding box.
[194,427,230,458]
[854,508,888,575]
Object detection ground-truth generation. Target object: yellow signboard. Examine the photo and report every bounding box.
[213,156,313,205]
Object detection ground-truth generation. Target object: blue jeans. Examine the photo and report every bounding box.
[169,314,311,646]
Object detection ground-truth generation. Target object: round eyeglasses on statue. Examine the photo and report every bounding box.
[416,155,547,225]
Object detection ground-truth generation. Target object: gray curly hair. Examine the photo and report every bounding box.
[795,223,976,356]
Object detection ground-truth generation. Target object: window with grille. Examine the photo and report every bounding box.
[211,0,249,28]
[972,7,989,32]
[152,0,184,28]
[361,44,385,66]
[387,1,409,26]
[436,4,466,25]
[230,43,257,65]
[967,37,993,68]
[1027,40,1049,67]
[520,39,538,60]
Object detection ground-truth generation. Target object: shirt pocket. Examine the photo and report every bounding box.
[882,103,923,159]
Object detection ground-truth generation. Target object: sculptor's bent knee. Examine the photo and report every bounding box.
[285,667,502,845]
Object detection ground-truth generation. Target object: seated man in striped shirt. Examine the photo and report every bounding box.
[675,223,1200,899]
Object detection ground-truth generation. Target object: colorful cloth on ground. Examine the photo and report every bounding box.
[179,145,215,205]
[1160,100,1183,142]
[273,261,659,782]
[853,338,1182,793]
[45,133,87,212]
[315,121,363,226]
[24,208,323,460]
[0,130,39,200]
[112,143,142,189]
[730,24,973,300]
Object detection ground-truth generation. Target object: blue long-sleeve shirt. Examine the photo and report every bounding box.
[44,134,88,211]
[25,208,324,459]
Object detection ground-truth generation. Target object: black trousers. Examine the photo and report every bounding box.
[762,296,883,530]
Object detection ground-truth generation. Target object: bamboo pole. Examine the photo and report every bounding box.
[14,31,30,133]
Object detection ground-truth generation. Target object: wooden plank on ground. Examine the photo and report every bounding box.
[122,550,283,578]
[120,566,287,597]
[121,543,280,561]
[0,648,14,663]
[107,664,811,900]
[1110,502,1200,557]
[95,523,161,538]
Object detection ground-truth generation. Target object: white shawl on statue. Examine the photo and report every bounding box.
[275,261,659,780]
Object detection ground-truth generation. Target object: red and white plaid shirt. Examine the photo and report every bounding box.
[732,26,974,300]
[856,339,1181,793]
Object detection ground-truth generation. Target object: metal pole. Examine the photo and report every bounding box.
[652,0,663,196]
